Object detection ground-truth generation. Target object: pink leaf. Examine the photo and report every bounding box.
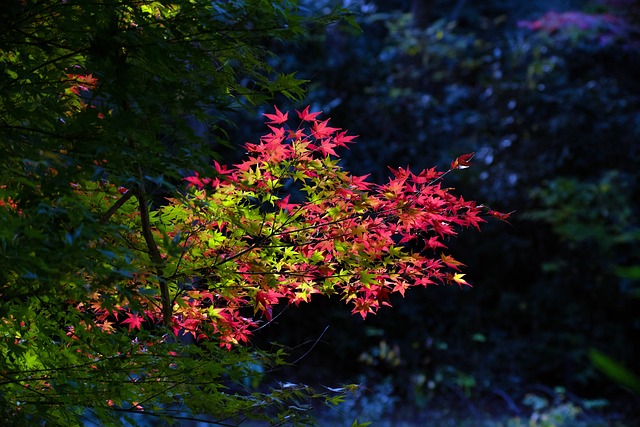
[263,105,289,124]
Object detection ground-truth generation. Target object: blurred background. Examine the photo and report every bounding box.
[229,0,640,425]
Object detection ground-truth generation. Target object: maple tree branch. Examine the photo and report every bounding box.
[99,189,134,224]
[133,182,172,327]
[110,408,243,427]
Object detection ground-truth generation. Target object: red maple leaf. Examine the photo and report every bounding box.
[451,152,475,170]
[255,290,282,321]
[312,119,340,139]
[183,172,211,189]
[260,125,286,145]
[487,209,515,224]
[349,174,372,190]
[275,194,298,212]
[213,160,233,176]
[263,106,289,124]
[296,105,322,122]
[121,312,145,331]
[318,138,338,157]
[440,254,465,270]
[333,130,357,147]
[352,298,374,319]
[287,128,307,140]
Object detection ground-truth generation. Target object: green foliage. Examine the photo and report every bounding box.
[589,350,640,395]
[1,1,357,425]
[524,172,639,375]
[527,172,636,252]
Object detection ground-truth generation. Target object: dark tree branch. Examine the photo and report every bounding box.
[99,189,134,224]
[133,180,172,327]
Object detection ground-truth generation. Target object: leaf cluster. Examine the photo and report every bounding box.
[0,105,502,425]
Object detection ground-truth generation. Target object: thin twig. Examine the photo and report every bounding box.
[291,325,329,366]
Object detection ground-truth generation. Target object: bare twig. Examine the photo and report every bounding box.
[291,325,330,366]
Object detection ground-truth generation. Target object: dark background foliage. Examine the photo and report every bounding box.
[229,0,640,423]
